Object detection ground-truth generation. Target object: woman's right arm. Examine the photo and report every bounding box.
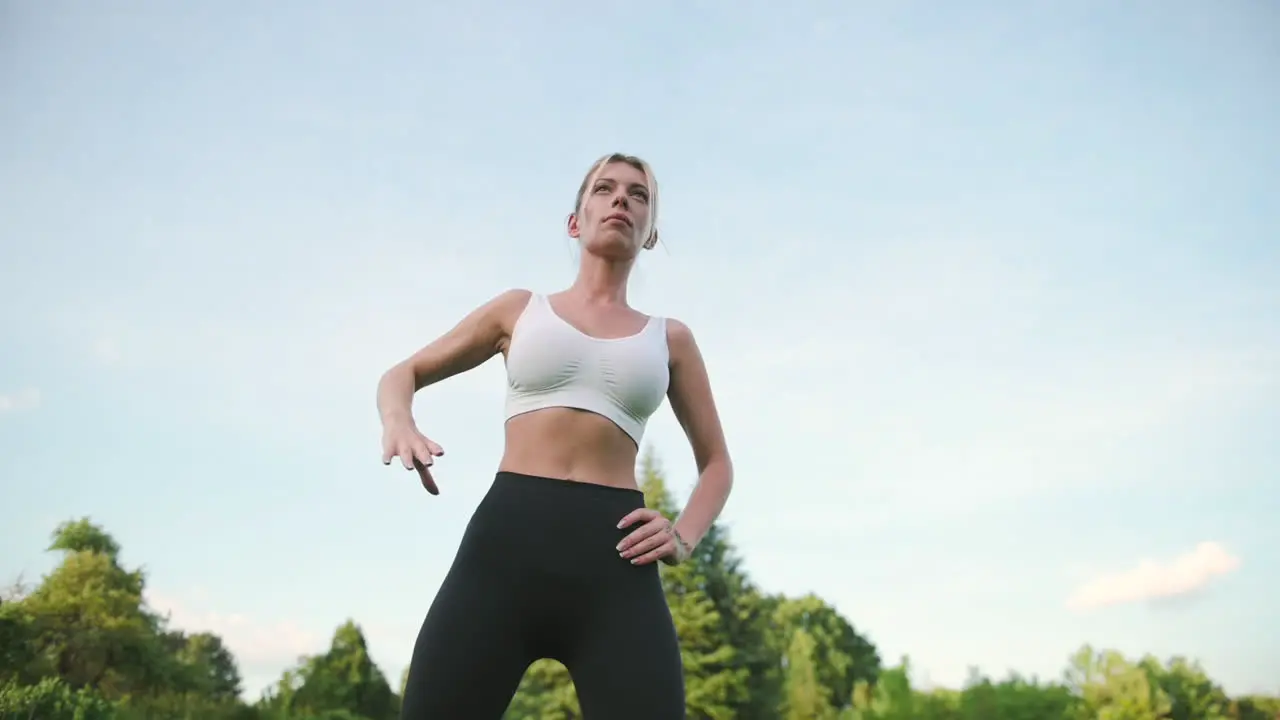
[377,288,531,493]
[377,287,531,428]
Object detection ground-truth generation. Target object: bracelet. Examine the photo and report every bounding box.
[671,527,693,561]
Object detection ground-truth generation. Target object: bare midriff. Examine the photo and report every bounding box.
[498,408,641,490]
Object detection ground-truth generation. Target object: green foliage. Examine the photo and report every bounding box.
[1065,644,1174,719]
[0,596,38,686]
[1144,656,1232,720]
[172,631,244,701]
[0,676,115,719]
[253,621,400,720]
[782,629,836,719]
[16,540,161,695]
[287,620,397,720]
[774,593,881,712]
[113,691,259,720]
[850,658,919,720]
[48,518,123,562]
[4,456,1278,720]
[0,519,404,720]
[844,652,1278,720]
[504,659,580,719]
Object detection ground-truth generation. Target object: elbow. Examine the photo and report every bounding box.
[703,452,734,496]
[379,361,416,391]
[376,366,397,396]
[376,363,418,416]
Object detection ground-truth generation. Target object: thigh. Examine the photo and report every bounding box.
[399,564,533,719]
[566,567,686,720]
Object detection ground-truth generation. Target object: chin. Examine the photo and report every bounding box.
[582,235,639,261]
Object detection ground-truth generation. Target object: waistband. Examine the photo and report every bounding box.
[468,471,649,569]
[493,470,645,501]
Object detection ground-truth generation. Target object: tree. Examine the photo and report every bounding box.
[284,620,398,720]
[16,524,166,696]
[5,503,1280,720]
[0,595,37,685]
[1065,645,1172,720]
[48,517,123,562]
[505,659,580,719]
[684,511,782,717]
[1142,655,1231,720]
[850,658,918,720]
[782,628,836,719]
[0,676,115,720]
[773,593,881,713]
[177,630,244,701]
[0,517,258,719]
[954,670,1078,720]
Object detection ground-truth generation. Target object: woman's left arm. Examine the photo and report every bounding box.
[665,318,734,552]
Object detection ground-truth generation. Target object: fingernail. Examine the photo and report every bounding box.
[616,543,624,551]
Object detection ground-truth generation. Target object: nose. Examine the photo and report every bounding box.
[611,191,629,209]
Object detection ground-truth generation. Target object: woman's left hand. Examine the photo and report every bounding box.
[617,508,692,566]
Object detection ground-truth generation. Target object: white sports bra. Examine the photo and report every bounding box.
[504,293,670,446]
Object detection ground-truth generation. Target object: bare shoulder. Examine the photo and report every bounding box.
[487,287,535,330]
[483,287,534,315]
[664,317,703,366]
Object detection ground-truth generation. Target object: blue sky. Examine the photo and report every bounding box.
[2,0,1277,701]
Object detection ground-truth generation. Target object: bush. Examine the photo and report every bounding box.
[114,692,261,720]
[0,676,116,720]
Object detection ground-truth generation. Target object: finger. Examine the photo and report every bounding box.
[381,435,399,465]
[630,540,674,566]
[417,462,439,495]
[398,443,415,471]
[618,516,667,551]
[425,438,445,457]
[411,440,435,469]
[617,518,666,552]
[617,508,658,530]
[620,529,670,559]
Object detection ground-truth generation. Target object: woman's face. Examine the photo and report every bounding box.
[569,161,652,260]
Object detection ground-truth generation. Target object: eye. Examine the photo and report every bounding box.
[631,189,649,203]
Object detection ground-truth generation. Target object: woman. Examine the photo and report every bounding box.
[378,152,733,719]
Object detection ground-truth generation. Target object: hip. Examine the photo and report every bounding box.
[454,471,658,588]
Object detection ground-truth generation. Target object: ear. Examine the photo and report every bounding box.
[566,213,581,239]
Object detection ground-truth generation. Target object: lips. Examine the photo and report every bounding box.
[604,213,632,228]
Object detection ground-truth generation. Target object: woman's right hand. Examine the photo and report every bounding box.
[381,419,446,495]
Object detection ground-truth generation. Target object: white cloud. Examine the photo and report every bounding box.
[145,589,324,697]
[1065,541,1242,612]
[0,388,41,414]
[143,589,418,700]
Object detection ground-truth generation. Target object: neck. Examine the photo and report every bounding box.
[569,252,634,306]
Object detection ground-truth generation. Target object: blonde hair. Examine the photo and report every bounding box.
[572,153,660,250]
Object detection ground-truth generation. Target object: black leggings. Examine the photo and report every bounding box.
[399,471,686,719]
